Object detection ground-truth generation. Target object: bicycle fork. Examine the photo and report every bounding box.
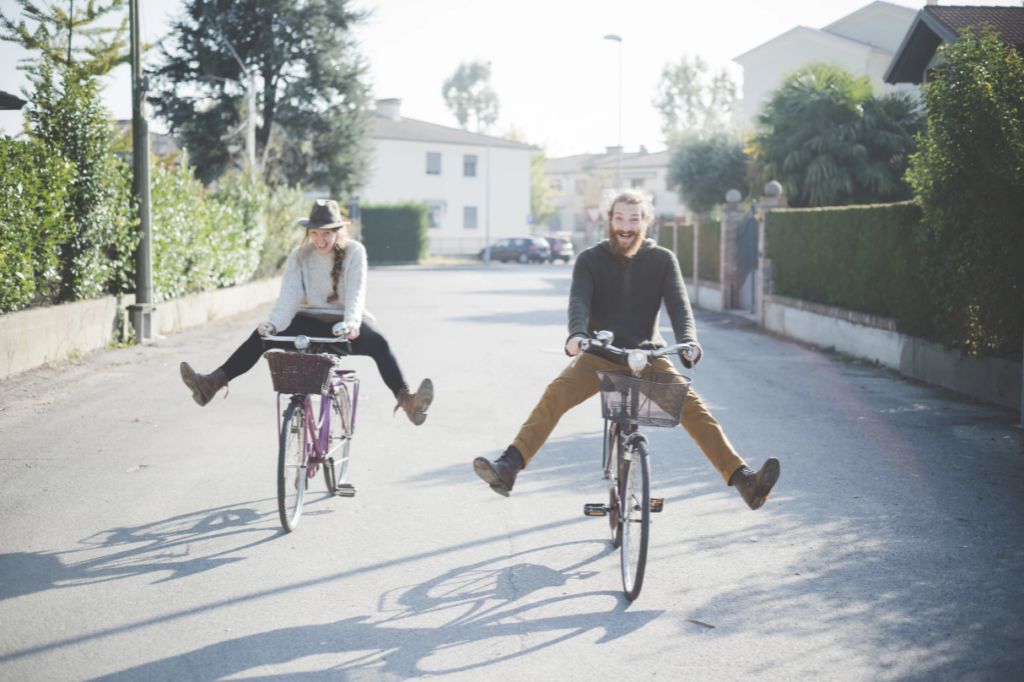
[584,428,664,517]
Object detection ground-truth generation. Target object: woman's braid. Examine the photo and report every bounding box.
[326,243,345,302]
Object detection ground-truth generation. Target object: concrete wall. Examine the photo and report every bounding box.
[764,297,1022,411]
[685,281,724,313]
[0,277,282,381]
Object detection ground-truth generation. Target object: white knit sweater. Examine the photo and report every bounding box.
[267,241,374,332]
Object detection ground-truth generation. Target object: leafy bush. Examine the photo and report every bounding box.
[25,60,137,300]
[906,26,1024,359]
[360,203,428,263]
[768,202,934,337]
[0,137,75,312]
[666,131,748,214]
[149,158,263,301]
[750,62,924,208]
[254,184,309,279]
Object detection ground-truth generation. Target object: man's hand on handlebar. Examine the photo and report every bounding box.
[258,322,276,336]
[565,337,583,356]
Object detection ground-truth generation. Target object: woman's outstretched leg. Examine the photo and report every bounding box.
[349,321,433,424]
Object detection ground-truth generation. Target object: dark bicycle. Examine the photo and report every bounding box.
[581,331,693,600]
[262,325,360,532]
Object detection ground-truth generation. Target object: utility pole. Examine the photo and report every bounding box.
[127,0,155,344]
[604,34,623,189]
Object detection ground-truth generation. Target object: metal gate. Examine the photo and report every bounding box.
[735,212,759,312]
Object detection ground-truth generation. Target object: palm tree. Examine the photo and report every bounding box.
[750,62,923,207]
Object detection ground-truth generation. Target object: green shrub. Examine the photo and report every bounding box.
[698,219,720,282]
[767,202,934,337]
[906,26,1024,359]
[360,203,428,263]
[149,158,262,301]
[25,61,137,301]
[254,184,307,278]
[0,137,76,312]
[657,221,694,278]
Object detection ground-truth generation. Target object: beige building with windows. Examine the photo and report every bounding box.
[546,147,688,244]
[360,99,537,256]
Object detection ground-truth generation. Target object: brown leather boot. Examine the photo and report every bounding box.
[180,363,228,407]
[473,446,524,497]
[393,378,434,425]
[730,458,781,510]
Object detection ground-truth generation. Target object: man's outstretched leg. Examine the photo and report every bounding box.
[474,354,607,496]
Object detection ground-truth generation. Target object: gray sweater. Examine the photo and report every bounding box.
[567,238,701,366]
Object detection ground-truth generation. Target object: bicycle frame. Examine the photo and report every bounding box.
[275,369,360,480]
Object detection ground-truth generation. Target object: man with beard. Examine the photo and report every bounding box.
[472,188,780,510]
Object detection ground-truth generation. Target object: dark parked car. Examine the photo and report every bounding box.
[545,235,574,263]
[479,237,551,263]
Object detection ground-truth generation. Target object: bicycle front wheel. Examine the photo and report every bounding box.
[278,399,307,532]
[324,386,352,495]
[620,438,651,601]
[607,424,623,548]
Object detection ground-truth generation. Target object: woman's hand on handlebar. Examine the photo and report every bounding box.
[565,337,583,356]
[258,322,276,336]
[332,322,360,341]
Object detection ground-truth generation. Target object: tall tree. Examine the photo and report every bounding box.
[666,130,748,215]
[0,0,130,77]
[442,61,499,133]
[750,61,923,207]
[906,26,1024,359]
[149,0,374,194]
[653,55,736,139]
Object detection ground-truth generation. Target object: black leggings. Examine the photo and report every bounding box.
[218,315,408,397]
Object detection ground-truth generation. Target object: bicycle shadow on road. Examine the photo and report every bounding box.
[0,500,282,602]
[90,541,664,681]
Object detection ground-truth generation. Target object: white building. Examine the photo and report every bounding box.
[546,147,689,241]
[360,99,537,256]
[733,1,920,125]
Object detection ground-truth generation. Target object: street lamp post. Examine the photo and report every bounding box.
[128,0,155,344]
[604,34,623,189]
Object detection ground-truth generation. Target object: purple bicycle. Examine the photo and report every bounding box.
[262,327,360,533]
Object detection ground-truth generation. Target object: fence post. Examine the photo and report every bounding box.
[720,190,744,310]
[757,181,787,328]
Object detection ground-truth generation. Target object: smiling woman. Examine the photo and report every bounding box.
[178,199,435,424]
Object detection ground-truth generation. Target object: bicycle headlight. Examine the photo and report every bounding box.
[627,349,647,373]
[294,334,310,350]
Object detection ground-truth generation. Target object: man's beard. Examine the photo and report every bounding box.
[608,225,647,258]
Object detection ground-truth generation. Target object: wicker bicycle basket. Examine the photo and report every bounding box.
[596,369,692,428]
[263,351,337,395]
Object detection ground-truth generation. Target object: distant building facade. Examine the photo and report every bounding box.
[546,147,688,244]
[733,1,920,125]
[360,99,537,256]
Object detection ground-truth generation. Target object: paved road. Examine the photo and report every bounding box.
[1,265,1022,681]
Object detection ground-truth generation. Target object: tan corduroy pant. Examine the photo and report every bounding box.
[511,353,746,485]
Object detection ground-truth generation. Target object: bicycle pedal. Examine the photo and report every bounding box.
[335,483,357,497]
[584,503,609,517]
[651,498,665,513]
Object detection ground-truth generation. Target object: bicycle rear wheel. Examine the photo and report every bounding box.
[278,399,307,532]
[620,438,651,601]
[324,386,352,495]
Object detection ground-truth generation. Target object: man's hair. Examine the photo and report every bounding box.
[602,187,655,221]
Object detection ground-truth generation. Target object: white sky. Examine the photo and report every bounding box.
[1,0,1020,157]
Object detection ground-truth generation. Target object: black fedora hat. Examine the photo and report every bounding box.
[298,199,351,229]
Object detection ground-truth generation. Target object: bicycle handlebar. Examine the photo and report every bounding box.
[579,333,694,359]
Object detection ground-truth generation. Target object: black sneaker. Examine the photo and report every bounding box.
[730,458,780,510]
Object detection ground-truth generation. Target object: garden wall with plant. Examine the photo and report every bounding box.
[360,203,429,264]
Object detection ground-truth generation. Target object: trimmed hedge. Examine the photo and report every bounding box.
[767,202,934,337]
[0,137,76,312]
[361,203,428,263]
[655,219,719,281]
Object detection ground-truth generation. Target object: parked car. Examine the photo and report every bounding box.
[545,235,574,263]
[479,237,551,263]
